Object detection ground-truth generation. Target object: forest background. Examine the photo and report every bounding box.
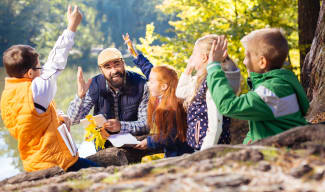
[0,0,318,174]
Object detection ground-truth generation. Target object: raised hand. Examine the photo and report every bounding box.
[67,5,83,32]
[77,66,92,98]
[122,33,138,58]
[208,35,228,64]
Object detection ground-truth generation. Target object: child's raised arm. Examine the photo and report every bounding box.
[122,33,138,58]
[123,33,153,79]
[67,5,82,32]
[32,5,82,114]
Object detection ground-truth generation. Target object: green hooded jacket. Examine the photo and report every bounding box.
[206,62,309,144]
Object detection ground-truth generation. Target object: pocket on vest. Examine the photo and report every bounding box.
[121,103,139,120]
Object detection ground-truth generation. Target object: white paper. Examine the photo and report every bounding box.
[57,124,78,156]
[80,114,107,128]
[108,133,140,147]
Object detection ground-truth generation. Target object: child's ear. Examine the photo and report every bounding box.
[259,56,269,72]
[23,69,34,79]
[160,83,168,92]
[202,53,209,63]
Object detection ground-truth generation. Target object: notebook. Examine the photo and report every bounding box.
[57,124,78,156]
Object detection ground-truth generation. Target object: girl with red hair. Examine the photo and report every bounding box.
[123,34,193,157]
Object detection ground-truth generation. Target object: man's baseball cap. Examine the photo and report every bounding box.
[98,48,123,66]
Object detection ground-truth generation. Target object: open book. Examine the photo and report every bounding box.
[80,114,140,147]
[108,133,140,147]
[57,124,78,156]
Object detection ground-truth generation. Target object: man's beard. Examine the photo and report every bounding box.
[107,71,125,89]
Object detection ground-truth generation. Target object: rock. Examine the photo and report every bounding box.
[201,174,250,187]
[121,165,154,179]
[0,166,64,185]
[86,147,128,166]
[3,128,325,191]
[103,182,147,192]
[225,149,264,162]
[86,146,163,166]
[253,124,325,149]
[257,161,272,172]
[310,170,325,181]
[85,172,110,182]
[290,164,313,178]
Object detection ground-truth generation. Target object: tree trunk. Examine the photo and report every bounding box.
[301,0,325,120]
[299,0,320,89]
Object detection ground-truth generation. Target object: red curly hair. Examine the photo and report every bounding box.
[147,65,187,142]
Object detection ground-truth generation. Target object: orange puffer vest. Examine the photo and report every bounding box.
[0,78,78,171]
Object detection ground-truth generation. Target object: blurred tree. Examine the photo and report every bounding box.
[32,0,104,69]
[136,0,299,93]
[0,0,46,65]
[95,0,174,51]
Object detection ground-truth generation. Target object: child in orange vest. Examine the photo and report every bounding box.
[1,5,99,172]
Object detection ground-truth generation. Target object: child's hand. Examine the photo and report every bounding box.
[67,5,83,32]
[208,35,228,64]
[77,67,92,98]
[134,139,148,150]
[58,115,71,132]
[122,33,138,58]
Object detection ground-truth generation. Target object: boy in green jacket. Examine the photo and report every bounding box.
[206,28,309,144]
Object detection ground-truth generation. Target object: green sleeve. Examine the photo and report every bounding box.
[206,63,275,121]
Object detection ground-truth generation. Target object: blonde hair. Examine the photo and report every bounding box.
[241,28,289,70]
[192,35,219,97]
[183,34,237,109]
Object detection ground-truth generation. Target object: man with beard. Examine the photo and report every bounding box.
[67,48,150,150]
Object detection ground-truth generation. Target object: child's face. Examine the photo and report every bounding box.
[243,48,266,73]
[148,71,166,97]
[190,45,207,72]
[30,59,42,79]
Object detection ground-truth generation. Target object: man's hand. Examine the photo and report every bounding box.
[103,119,121,133]
[134,139,148,150]
[67,5,82,32]
[58,115,71,132]
[208,35,228,64]
[122,33,138,58]
[77,66,92,98]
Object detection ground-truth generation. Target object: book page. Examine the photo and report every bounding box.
[57,124,77,156]
[108,133,140,147]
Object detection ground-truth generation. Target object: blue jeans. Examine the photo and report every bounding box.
[67,157,100,172]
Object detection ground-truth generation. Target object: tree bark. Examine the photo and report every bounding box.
[299,0,320,87]
[301,0,325,119]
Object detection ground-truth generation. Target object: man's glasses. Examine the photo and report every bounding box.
[32,66,43,70]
